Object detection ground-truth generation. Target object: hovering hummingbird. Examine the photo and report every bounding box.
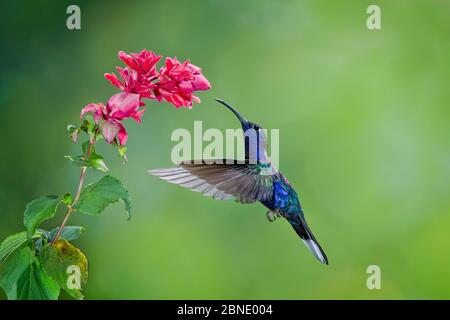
[149,99,328,265]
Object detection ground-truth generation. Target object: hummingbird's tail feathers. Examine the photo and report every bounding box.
[290,217,328,265]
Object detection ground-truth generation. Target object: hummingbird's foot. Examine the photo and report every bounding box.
[266,211,277,222]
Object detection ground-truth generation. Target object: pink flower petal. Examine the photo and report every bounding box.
[107,92,140,120]
[192,74,211,91]
[132,108,146,123]
[101,120,120,144]
[118,51,140,71]
[154,57,210,108]
[80,103,105,123]
[116,122,128,145]
[119,50,162,77]
[104,73,124,90]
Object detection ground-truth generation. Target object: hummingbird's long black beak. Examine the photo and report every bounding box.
[214,98,249,127]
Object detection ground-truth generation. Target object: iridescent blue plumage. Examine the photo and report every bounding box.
[149,99,328,265]
[264,178,303,221]
[273,181,290,210]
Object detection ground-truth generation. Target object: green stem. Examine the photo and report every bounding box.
[50,140,94,245]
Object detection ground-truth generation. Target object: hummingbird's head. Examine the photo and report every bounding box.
[246,122,263,132]
[215,98,268,162]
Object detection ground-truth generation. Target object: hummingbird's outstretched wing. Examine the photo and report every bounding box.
[148,160,274,203]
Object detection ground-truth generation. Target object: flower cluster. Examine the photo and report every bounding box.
[81,49,211,145]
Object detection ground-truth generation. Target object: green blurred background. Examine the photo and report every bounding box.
[1,0,449,299]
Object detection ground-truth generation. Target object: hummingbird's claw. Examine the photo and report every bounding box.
[266,211,276,222]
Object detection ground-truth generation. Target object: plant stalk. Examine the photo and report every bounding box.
[50,141,93,245]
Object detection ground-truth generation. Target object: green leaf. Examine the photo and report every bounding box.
[65,154,88,166]
[49,226,85,242]
[80,118,96,136]
[23,196,60,240]
[75,175,131,220]
[117,145,127,158]
[117,145,128,164]
[40,240,88,300]
[90,152,109,172]
[67,124,78,135]
[82,140,91,154]
[65,150,109,173]
[84,142,109,172]
[0,247,60,300]
[62,193,72,206]
[0,233,27,262]
[0,231,45,262]
[67,124,78,142]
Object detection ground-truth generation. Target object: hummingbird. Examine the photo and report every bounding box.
[149,99,328,265]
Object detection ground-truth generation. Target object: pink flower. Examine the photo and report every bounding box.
[104,50,211,108]
[104,50,162,102]
[118,50,161,77]
[154,57,211,108]
[105,67,155,101]
[80,92,143,145]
